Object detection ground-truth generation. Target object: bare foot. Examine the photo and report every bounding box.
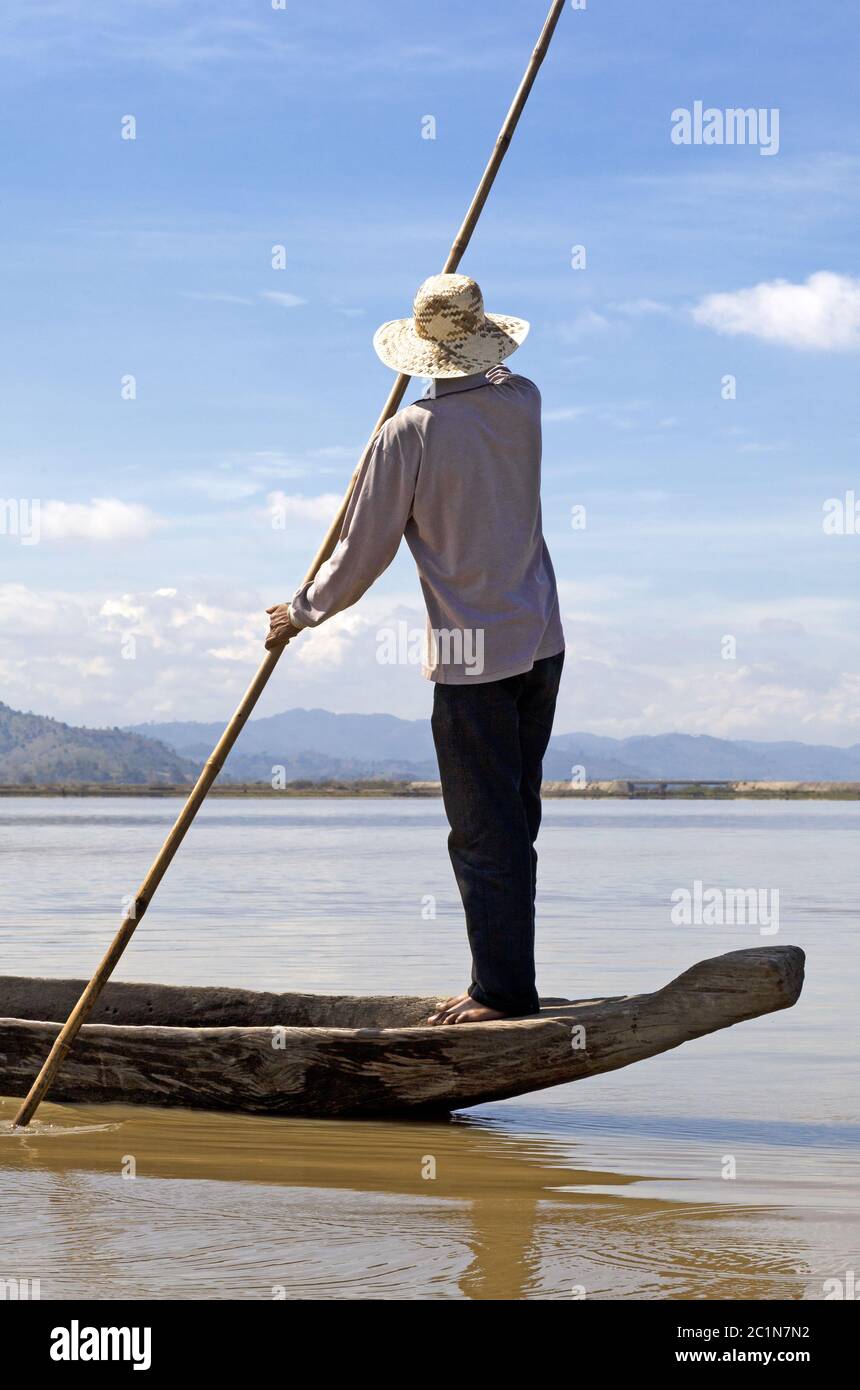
[428,996,506,1025]
[427,990,470,1024]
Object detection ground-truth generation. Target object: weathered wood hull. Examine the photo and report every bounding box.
[0,947,804,1118]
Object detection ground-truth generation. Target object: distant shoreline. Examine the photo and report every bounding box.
[2,780,860,800]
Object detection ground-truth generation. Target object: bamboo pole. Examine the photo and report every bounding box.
[12,0,566,1129]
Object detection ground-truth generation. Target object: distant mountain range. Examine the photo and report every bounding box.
[128,708,860,783]
[4,700,860,786]
[0,702,194,786]
[546,731,860,782]
[126,708,440,782]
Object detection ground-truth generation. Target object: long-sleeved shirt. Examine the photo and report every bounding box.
[289,364,565,684]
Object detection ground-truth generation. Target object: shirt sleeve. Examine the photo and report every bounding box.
[289,419,421,629]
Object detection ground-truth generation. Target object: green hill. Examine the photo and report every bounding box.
[0,703,196,786]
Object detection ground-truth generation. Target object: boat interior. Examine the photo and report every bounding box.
[0,976,592,1031]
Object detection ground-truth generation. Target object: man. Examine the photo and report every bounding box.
[266,273,565,1024]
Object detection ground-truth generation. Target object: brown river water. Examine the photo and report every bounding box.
[1,797,858,1300]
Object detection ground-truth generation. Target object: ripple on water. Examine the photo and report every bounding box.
[0,1119,120,1139]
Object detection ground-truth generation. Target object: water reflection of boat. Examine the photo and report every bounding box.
[0,1093,817,1301]
[0,946,803,1118]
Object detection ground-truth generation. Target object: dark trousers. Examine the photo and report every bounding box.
[431,650,564,1015]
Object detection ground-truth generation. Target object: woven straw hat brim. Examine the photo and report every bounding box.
[373,312,529,379]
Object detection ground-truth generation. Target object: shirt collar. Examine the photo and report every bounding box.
[426,371,491,399]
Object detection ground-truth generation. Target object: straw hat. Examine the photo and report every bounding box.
[373,273,529,379]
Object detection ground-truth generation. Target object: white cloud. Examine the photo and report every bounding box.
[100,597,146,624]
[692,271,860,351]
[543,398,662,432]
[0,583,86,636]
[182,291,254,306]
[307,446,360,462]
[181,472,262,502]
[0,6,523,79]
[560,309,612,342]
[0,582,427,725]
[265,491,343,526]
[758,617,806,636]
[261,291,307,309]
[41,498,163,541]
[608,298,674,317]
[248,449,350,479]
[207,643,255,662]
[183,289,311,315]
[56,655,112,678]
[4,576,860,741]
[162,451,353,508]
[169,601,231,630]
[290,609,377,671]
[543,405,591,423]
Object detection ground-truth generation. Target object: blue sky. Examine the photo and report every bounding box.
[1,0,859,741]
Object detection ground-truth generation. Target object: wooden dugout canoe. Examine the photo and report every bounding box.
[0,946,804,1119]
